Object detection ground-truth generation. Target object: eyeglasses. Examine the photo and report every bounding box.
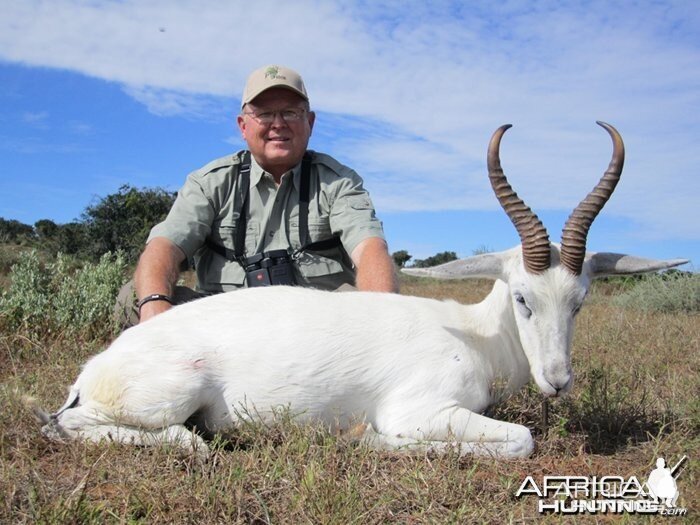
[243,108,307,124]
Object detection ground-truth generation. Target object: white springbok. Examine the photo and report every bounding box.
[30,122,686,458]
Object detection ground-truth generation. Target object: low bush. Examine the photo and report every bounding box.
[613,272,699,313]
[0,244,31,288]
[0,250,128,340]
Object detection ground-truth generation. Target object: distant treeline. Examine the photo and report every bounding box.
[6,186,689,275]
[3,185,461,269]
[391,250,459,269]
[1,185,175,264]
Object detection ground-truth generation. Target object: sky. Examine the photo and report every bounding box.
[0,0,698,269]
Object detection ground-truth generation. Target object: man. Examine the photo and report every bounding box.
[121,65,398,326]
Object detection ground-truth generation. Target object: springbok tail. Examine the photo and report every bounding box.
[23,395,52,425]
[23,394,77,441]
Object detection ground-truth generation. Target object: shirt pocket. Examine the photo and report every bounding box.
[213,214,259,255]
[308,218,332,242]
[289,214,333,246]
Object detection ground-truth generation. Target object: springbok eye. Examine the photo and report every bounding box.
[514,293,532,318]
[572,292,587,317]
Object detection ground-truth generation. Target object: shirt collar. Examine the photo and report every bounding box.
[249,154,303,189]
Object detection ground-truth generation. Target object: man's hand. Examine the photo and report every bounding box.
[351,237,399,293]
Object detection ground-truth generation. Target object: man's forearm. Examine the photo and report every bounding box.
[134,237,186,321]
[352,237,399,293]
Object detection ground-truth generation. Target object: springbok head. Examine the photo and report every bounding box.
[405,122,687,397]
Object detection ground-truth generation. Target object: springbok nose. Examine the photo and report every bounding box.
[542,381,566,398]
[543,368,572,396]
[550,374,572,396]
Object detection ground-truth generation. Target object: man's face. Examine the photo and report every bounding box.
[237,88,315,177]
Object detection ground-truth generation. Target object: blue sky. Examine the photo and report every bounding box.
[0,0,698,268]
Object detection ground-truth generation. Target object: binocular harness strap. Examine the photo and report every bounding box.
[291,151,343,258]
[234,151,252,263]
[207,150,342,266]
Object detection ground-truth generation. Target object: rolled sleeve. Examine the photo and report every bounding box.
[329,171,385,256]
[147,172,215,258]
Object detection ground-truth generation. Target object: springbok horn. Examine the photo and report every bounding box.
[560,121,625,275]
[488,124,551,274]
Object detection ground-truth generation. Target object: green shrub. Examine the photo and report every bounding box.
[81,184,175,263]
[0,251,51,333]
[0,245,31,285]
[0,250,128,339]
[613,272,700,313]
[0,217,35,244]
[412,251,458,268]
[391,250,412,268]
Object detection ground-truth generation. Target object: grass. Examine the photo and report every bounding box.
[1,273,699,523]
[613,272,700,313]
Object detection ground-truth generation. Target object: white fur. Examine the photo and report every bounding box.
[39,244,686,458]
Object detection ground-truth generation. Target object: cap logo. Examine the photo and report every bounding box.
[264,66,287,81]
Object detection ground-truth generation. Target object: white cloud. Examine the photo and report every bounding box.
[67,120,95,135]
[1,0,698,242]
[122,86,232,120]
[21,111,50,128]
[0,135,90,155]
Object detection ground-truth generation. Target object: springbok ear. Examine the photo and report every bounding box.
[586,252,689,278]
[401,253,506,280]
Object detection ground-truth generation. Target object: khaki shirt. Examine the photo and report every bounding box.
[148,150,385,293]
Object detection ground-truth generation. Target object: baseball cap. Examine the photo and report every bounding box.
[241,65,309,108]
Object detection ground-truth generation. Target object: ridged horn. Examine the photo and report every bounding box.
[560,121,625,275]
[488,124,551,274]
